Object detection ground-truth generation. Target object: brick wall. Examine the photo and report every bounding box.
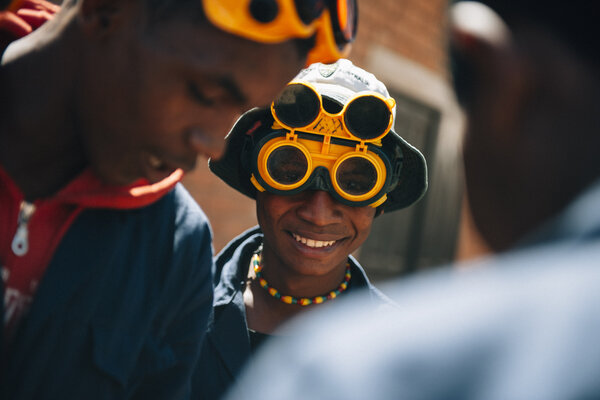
[182,162,258,253]
[183,0,451,255]
[350,0,448,76]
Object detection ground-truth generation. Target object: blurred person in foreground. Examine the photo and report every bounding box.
[0,0,358,398]
[192,59,427,399]
[224,1,600,399]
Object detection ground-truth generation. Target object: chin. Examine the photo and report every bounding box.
[94,166,138,186]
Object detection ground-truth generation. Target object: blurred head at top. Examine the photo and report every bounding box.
[449,0,600,251]
[1,0,358,191]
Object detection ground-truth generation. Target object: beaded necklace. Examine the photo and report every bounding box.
[251,250,351,306]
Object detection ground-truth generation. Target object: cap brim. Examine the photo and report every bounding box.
[382,130,428,213]
[209,108,270,200]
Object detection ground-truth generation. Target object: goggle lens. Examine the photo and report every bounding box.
[267,146,309,185]
[248,0,279,23]
[273,83,321,128]
[336,157,377,196]
[344,95,392,140]
[294,0,326,25]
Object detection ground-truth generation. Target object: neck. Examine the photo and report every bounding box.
[0,19,86,200]
[243,243,350,333]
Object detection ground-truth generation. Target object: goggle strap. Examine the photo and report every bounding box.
[369,194,388,209]
[250,174,266,192]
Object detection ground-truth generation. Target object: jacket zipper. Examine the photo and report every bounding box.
[11,200,37,256]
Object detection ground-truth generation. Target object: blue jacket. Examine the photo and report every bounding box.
[192,226,392,400]
[1,185,214,400]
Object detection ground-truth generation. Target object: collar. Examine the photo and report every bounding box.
[211,225,382,308]
[208,225,383,379]
[0,166,183,209]
[213,226,263,308]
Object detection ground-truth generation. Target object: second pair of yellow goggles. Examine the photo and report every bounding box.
[250,82,402,208]
[201,0,357,65]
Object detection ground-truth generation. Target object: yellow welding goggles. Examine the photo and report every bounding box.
[201,0,357,65]
[247,83,401,207]
[250,129,402,207]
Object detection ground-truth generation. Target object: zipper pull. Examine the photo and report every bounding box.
[12,201,36,256]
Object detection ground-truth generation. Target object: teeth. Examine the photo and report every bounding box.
[148,155,165,169]
[292,233,336,248]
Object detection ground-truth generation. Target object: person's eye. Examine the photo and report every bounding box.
[188,83,215,107]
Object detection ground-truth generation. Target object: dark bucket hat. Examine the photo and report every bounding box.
[210,60,428,214]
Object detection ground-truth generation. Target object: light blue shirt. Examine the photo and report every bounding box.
[224,180,600,400]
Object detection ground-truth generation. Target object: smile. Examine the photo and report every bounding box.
[292,233,337,248]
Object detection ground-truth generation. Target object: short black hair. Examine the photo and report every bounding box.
[143,0,311,60]
[144,0,205,23]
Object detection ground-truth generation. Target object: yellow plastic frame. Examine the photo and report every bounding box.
[201,0,351,64]
[271,81,396,144]
[253,131,387,205]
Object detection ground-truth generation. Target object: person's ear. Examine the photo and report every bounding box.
[449,1,532,145]
[78,0,128,35]
[449,1,513,106]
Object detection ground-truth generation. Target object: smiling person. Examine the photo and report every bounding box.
[225,1,600,399]
[0,0,357,398]
[192,59,427,400]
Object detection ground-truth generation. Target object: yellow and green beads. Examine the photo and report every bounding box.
[252,252,351,306]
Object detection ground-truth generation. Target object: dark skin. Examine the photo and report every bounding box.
[450,2,600,252]
[0,0,305,200]
[244,190,376,333]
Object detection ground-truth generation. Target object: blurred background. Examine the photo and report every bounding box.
[183,0,490,282]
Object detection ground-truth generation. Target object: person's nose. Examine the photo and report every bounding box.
[297,191,342,226]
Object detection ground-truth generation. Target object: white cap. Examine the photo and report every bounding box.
[293,59,397,121]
